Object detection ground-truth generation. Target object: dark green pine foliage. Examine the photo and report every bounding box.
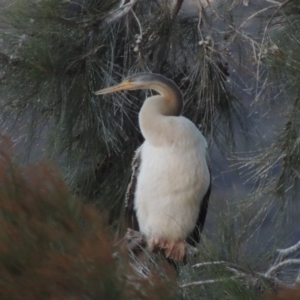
[1,1,300,299]
[239,0,300,201]
[0,0,241,223]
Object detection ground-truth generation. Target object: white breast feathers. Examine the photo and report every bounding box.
[134,116,210,243]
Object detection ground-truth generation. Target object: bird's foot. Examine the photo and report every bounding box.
[148,238,186,262]
[148,237,168,252]
[164,240,186,262]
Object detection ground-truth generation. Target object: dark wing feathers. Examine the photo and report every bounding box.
[124,146,142,231]
[186,170,211,246]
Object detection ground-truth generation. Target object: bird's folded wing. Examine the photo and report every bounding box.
[125,146,142,231]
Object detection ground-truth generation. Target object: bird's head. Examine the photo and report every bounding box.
[94,73,154,95]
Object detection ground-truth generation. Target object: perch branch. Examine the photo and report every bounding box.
[122,228,199,257]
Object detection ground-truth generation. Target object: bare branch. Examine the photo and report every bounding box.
[277,241,300,259]
[180,276,240,288]
[187,240,300,291]
[266,259,300,277]
[239,5,277,30]
[106,0,139,24]
[265,0,291,30]
[171,0,184,19]
[192,261,228,267]
[266,0,282,4]
[131,9,143,53]
[83,0,139,28]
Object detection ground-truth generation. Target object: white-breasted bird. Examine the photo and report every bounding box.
[95,73,211,262]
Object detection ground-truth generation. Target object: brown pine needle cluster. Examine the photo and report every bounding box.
[264,284,300,300]
[0,137,177,300]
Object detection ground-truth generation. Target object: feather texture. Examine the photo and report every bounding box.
[134,116,210,243]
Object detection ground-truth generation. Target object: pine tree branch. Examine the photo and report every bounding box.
[266,241,300,283]
[83,0,139,28]
[183,240,300,289]
[122,228,199,257]
[106,0,139,24]
[182,260,283,289]
[192,260,253,275]
[171,0,184,19]
[265,0,292,30]
[266,259,300,277]
[238,5,278,30]
[276,241,300,260]
[180,276,240,288]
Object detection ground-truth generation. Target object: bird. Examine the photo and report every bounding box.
[95,73,211,263]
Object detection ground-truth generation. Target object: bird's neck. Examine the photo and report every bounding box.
[138,77,183,146]
[139,95,179,146]
[149,80,183,117]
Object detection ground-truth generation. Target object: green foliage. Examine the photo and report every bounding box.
[178,197,275,300]
[0,0,244,219]
[240,0,300,200]
[1,1,300,299]
[0,0,141,220]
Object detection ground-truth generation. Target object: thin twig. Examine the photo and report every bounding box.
[106,0,139,24]
[266,0,282,4]
[277,241,300,258]
[171,0,184,19]
[180,276,240,288]
[239,5,277,30]
[266,259,300,277]
[83,0,139,28]
[131,9,142,37]
[192,261,228,267]
[188,240,300,289]
[195,0,215,47]
[197,8,204,41]
[265,0,291,30]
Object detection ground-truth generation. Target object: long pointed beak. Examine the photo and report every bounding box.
[94,80,134,95]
